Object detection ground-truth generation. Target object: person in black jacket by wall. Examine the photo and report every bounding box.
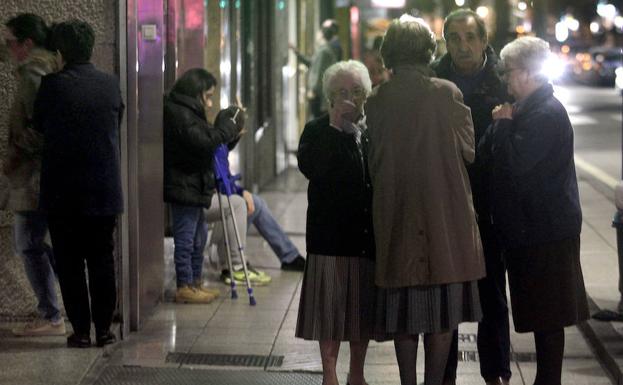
[33,19,123,348]
[431,9,511,385]
[163,68,243,304]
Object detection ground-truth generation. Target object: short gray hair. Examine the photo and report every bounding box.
[322,60,373,103]
[380,14,436,70]
[500,36,550,83]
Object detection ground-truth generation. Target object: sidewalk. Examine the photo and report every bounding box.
[0,167,617,385]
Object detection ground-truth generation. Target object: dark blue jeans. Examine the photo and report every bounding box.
[170,203,208,287]
[248,195,299,263]
[14,211,60,323]
[445,221,511,382]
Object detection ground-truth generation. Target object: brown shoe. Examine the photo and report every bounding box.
[175,286,215,304]
[12,319,66,337]
[193,281,221,297]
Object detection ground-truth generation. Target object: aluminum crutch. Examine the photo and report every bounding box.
[214,143,256,306]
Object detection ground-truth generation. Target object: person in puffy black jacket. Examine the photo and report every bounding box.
[163,68,243,304]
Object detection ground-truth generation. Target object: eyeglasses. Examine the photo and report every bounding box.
[501,67,523,79]
[332,87,366,101]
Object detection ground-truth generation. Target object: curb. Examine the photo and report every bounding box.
[579,296,623,385]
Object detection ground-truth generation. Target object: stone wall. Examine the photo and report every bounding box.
[0,0,119,319]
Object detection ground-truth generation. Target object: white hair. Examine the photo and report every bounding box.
[322,60,373,103]
[500,36,550,83]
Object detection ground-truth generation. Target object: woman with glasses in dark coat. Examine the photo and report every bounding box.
[296,60,375,385]
[479,36,588,385]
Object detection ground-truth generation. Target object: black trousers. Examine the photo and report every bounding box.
[445,221,511,382]
[48,215,117,336]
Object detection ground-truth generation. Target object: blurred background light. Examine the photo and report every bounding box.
[541,54,566,81]
[455,0,465,6]
[590,21,601,33]
[564,15,580,32]
[597,3,617,20]
[518,1,527,11]
[555,21,569,42]
[371,0,406,8]
[476,6,489,18]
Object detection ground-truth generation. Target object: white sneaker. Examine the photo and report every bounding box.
[12,319,66,337]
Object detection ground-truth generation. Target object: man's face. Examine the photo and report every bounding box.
[445,17,487,75]
[3,28,31,63]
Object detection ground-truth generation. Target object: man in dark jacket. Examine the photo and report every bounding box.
[33,19,123,348]
[431,9,511,385]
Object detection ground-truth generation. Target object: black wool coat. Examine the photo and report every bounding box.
[297,115,375,259]
[478,83,582,250]
[33,63,124,215]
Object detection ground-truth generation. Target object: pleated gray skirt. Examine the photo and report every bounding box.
[295,253,376,341]
[375,280,482,336]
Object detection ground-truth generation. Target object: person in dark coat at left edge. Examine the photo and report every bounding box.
[33,19,123,349]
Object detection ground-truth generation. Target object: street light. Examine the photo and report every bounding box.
[476,6,489,18]
[590,21,601,33]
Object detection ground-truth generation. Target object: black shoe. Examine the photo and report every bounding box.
[96,330,117,347]
[281,255,306,271]
[67,333,91,348]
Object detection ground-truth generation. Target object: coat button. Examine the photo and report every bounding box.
[362,250,366,255]
[364,229,369,234]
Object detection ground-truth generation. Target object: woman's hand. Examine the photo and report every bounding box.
[492,103,513,120]
[329,99,361,133]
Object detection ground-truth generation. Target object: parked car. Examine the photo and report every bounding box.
[570,47,623,86]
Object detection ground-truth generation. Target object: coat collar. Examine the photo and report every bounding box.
[17,47,58,75]
[513,83,554,117]
[432,46,504,96]
[393,64,435,77]
[167,91,206,119]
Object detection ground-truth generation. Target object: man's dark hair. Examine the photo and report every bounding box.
[321,19,339,41]
[443,9,487,41]
[5,13,49,48]
[49,19,95,64]
[171,68,217,99]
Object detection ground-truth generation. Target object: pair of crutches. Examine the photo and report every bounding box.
[213,143,256,306]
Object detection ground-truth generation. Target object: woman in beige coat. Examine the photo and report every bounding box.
[366,15,485,385]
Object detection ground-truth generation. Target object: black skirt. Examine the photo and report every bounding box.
[505,236,589,333]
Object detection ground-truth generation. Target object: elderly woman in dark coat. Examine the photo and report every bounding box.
[479,36,588,385]
[296,60,374,385]
[365,15,485,385]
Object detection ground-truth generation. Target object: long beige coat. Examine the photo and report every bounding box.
[365,65,485,288]
[4,48,58,211]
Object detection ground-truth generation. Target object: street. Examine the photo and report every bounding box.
[555,84,622,186]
